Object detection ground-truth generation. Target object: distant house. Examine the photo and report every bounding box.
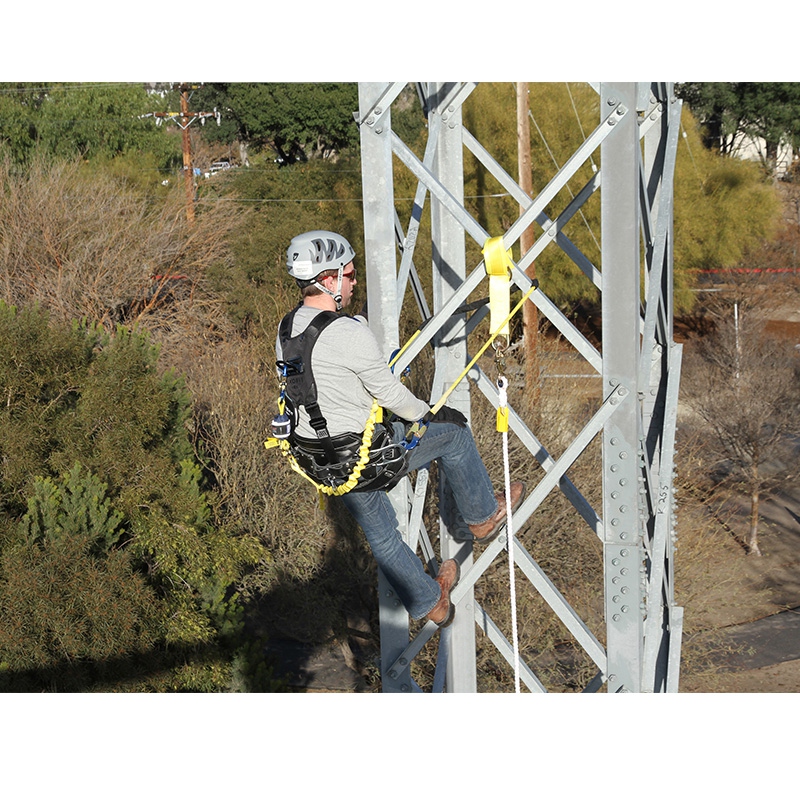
[730,132,795,178]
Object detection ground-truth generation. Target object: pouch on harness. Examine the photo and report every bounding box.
[275,308,409,493]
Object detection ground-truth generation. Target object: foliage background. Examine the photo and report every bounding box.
[0,81,789,692]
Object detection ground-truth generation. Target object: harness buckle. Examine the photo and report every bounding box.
[403,419,429,450]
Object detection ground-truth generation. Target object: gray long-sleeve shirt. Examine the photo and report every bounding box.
[276,306,430,438]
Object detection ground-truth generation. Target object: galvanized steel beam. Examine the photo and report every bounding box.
[357,81,682,693]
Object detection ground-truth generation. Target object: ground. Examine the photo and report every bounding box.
[676,289,800,693]
[679,485,800,692]
[267,477,800,693]
[266,285,800,693]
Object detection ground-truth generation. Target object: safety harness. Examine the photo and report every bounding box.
[265,236,540,503]
[265,307,409,496]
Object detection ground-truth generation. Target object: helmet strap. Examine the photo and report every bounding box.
[313,266,344,311]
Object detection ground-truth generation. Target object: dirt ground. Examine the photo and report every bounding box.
[677,291,800,693]
[679,488,800,692]
[683,659,800,692]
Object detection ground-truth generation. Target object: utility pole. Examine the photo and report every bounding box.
[140,83,220,224]
[517,82,538,394]
[179,85,195,223]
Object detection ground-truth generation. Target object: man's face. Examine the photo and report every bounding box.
[337,261,358,307]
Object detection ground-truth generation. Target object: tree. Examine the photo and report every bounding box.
[195,83,360,163]
[682,312,800,555]
[202,150,365,334]
[672,127,781,297]
[677,83,800,175]
[0,83,49,163]
[0,82,180,169]
[0,304,268,689]
[0,465,162,689]
[676,83,742,154]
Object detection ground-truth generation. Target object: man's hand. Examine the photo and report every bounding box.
[423,405,468,427]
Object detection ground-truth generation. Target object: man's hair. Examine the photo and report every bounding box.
[300,268,338,297]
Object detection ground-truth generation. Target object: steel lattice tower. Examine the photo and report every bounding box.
[357,82,682,693]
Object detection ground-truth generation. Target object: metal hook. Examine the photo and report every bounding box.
[493,335,508,374]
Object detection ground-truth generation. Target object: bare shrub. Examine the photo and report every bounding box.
[681,315,799,555]
[184,338,301,575]
[0,155,242,352]
[181,330,379,646]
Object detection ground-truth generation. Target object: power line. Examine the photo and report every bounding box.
[0,82,158,96]
[203,192,514,204]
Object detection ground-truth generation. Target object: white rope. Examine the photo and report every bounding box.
[497,376,521,692]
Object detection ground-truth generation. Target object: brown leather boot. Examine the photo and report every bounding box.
[427,558,460,628]
[469,481,526,544]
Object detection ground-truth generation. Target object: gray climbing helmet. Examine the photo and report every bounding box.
[286,230,355,281]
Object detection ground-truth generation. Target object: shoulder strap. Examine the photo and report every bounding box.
[279,308,341,357]
[277,309,344,454]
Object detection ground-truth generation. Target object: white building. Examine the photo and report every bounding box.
[731,132,795,178]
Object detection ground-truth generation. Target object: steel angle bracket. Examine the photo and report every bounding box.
[638,99,682,380]
[637,98,666,141]
[384,384,629,680]
[665,605,684,693]
[505,99,628,250]
[510,264,603,373]
[395,113,445,319]
[471,366,603,539]
[463,127,603,289]
[353,82,408,129]
[392,132,487,246]
[505,383,630,529]
[641,344,683,688]
[418,82,478,121]
[390,265,485,375]
[512,537,607,675]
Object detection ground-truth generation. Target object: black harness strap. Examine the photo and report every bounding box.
[276,307,411,493]
[277,307,342,463]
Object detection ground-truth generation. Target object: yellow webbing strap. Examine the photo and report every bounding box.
[400,279,539,448]
[482,236,514,339]
[264,398,381,498]
[387,330,421,373]
[429,280,538,416]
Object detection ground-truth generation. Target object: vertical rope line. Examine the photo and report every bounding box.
[498,377,521,692]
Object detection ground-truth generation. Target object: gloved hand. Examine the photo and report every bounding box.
[423,405,468,427]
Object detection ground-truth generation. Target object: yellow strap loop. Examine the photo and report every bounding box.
[482,236,514,339]
[430,280,538,416]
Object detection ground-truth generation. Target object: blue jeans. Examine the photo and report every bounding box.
[341,420,497,619]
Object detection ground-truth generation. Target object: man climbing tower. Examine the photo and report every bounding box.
[276,229,525,627]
